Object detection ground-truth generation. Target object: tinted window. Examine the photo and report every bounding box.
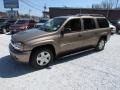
[97,18,109,28]
[16,20,29,24]
[65,19,81,32]
[83,18,96,30]
[39,20,48,23]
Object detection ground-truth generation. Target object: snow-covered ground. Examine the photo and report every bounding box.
[0,34,120,90]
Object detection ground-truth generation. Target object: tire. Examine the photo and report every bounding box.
[30,48,54,69]
[95,39,105,51]
[2,28,7,34]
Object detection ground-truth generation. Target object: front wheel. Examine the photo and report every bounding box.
[30,48,54,69]
[95,39,105,51]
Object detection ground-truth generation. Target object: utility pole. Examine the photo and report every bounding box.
[29,9,31,19]
[106,0,111,18]
[10,8,13,19]
[44,4,47,12]
[106,8,110,18]
[43,4,47,18]
[79,8,82,14]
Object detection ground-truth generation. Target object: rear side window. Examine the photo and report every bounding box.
[65,19,81,32]
[83,18,96,30]
[97,18,109,28]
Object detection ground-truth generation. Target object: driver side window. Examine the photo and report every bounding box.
[65,19,81,32]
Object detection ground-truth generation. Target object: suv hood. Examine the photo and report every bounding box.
[12,29,48,42]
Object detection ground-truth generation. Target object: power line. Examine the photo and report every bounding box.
[26,0,41,7]
[26,0,47,11]
[20,0,41,11]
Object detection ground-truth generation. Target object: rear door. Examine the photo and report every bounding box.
[96,18,110,40]
[80,18,99,46]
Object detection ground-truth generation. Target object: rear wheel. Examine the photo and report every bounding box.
[30,48,54,69]
[95,39,105,51]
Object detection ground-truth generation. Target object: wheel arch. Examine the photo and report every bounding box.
[30,44,56,60]
[100,35,107,42]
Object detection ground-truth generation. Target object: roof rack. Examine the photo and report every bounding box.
[75,14,104,17]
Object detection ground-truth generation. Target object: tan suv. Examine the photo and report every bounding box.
[9,14,111,69]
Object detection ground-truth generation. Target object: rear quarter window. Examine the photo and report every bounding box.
[97,18,109,28]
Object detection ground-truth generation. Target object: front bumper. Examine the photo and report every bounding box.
[9,44,31,63]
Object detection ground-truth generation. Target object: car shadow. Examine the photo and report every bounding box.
[0,32,11,35]
[0,55,33,78]
[53,49,96,66]
[0,49,96,78]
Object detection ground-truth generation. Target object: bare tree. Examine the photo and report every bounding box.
[92,4,101,9]
[115,0,119,8]
[92,0,119,9]
[91,0,120,18]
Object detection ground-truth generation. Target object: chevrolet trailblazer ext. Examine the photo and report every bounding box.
[9,14,111,69]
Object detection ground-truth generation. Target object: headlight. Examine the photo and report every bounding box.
[11,41,24,51]
[14,43,23,50]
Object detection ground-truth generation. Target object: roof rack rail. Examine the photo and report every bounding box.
[75,14,104,17]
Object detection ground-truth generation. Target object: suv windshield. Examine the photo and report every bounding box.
[16,20,29,24]
[40,18,66,32]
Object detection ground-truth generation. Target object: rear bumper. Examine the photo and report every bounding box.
[111,29,116,34]
[9,44,31,63]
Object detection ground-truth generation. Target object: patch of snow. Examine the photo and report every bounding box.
[0,34,120,90]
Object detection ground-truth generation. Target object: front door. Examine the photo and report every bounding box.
[59,18,83,52]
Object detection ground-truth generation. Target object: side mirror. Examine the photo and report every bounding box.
[63,28,72,33]
[61,28,72,37]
